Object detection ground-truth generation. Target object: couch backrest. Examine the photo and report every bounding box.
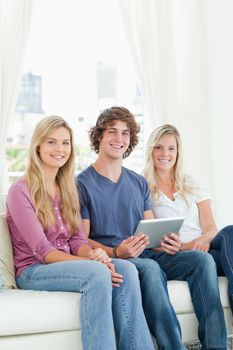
[0,195,6,213]
[0,195,17,289]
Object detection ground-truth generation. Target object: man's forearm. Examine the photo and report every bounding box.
[77,244,92,257]
[88,238,114,257]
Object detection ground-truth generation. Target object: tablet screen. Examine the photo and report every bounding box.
[134,217,185,248]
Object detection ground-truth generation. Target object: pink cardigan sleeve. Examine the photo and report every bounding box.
[69,223,92,255]
[7,180,56,262]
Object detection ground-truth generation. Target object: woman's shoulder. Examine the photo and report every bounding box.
[7,177,30,200]
[7,177,34,214]
[183,175,210,201]
[9,176,28,191]
[183,175,205,189]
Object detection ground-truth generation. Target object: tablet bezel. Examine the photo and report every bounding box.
[134,217,185,248]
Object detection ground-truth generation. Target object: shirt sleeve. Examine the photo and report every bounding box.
[76,178,91,219]
[69,223,91,255]
[186,176,211,203]
[7,182,56,263]
[142,177,153,211]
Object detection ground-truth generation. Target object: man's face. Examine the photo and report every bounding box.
[98,120,130,160]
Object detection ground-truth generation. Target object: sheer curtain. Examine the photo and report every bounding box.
[118,0,233,226]
[118,0,178,137]
[0,0,33,193]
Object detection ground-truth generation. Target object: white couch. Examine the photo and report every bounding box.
[0,195,233,350]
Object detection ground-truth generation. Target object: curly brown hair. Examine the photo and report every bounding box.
[89,106,140,158]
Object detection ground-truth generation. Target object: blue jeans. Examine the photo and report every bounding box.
[140,249,227,350]
[16,259,154,350]
[128,257,186,350]
[209,225,233,312]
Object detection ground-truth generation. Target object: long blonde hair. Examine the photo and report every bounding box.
[143,124,193,201]
[25,116,80,233]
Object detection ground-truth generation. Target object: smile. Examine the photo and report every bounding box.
[158,159,170,163]
[51,155,64,159]
[110,144,123,149]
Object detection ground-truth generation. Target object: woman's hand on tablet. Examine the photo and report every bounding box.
[154,233,182,255]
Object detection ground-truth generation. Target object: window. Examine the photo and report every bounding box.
[7,0,145,181]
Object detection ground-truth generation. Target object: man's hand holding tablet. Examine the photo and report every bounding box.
[114,233,149,259]
[113,217,184,258]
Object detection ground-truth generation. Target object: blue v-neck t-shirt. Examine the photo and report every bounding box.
[77,166,152,247]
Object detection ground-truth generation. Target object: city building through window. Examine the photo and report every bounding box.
[6,0,145,181]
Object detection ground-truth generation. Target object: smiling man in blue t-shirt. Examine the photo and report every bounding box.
[77,106,226,350]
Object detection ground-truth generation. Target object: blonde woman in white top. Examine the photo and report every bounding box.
[144,124,233,313]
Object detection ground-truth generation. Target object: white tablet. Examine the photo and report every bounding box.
[134,217,185,248]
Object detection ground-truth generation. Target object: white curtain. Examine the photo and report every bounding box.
[118,0,233,227]
[0,0,33,193]
[118,0,178,137]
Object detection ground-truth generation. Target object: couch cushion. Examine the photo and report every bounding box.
[0,213,17,289]
[167,276,230,313]
[0,289,81,336]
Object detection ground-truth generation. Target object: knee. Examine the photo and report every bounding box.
[136,258,166,281]
[89,261,112,286]
[218,225,233,237]
[114,259,138,282]
[192,251,216,271]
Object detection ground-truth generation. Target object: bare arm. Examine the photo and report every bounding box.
[198,199,218,239]
[77,243,110,262]
[75,221,111,262]
[44,243,111,263]
[114,211,154,258]
[83,209,181,258]
[182,199,217,252]
[82,219,115,256]
[44,249,88,263]
[80,218,123,287]
[82,217,150,259]
[82,219,91,238]
[144,210,155,220]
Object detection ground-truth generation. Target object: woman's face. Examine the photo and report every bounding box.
[152,134,178,173]
[39,127,71,172]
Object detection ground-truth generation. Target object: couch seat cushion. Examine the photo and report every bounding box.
[0,289,81,336]
[167,276,229,313]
